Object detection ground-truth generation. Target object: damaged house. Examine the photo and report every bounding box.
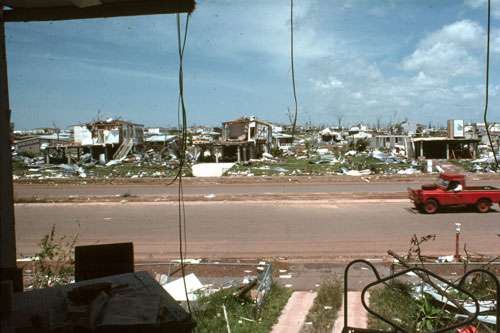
[410,120,480,159]
[215,116,273,162]
[73,119,144,162]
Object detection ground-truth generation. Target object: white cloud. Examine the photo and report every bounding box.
[402,20,484,78]
[465,0,500,19]
[351,91,363,99]
[492,28,500,53]
[310,76,343,90]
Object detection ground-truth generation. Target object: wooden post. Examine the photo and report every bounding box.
[0,16,23,292]
[249,144,255,159]
[65,146,70,164]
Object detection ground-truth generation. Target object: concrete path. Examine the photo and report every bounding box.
[433,159,467,173]
[271,291,316,333]
[191,163,235,177]
[332,291,370,333]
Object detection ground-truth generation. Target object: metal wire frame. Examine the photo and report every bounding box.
[342,259,499,333]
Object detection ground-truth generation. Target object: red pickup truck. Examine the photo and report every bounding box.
[408,173,500,214]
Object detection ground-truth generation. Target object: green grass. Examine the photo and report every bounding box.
[304,278,343,332]
[226,156,415,176]
[13,153,418,182]
[449,159,474,171]
[367,281,497,333]
[367,282,419,331]
[194,283,292,333]
[12,160,192,183]
[14,197,50,203]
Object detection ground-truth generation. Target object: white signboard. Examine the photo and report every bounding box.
[453,120,464,137]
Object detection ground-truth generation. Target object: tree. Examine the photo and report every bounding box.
[355,138,370,152]
[337,115,343,130]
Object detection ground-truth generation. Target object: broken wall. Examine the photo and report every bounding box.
[226,123,246,140]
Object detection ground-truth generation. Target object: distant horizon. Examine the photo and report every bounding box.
[6,1,500,130]
[12,117,498,132]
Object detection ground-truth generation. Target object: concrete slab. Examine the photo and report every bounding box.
[191,163,235,177]
[332,291,370,333]
[271,291,316,333]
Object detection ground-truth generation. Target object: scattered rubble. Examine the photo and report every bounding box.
[11,117,499,180]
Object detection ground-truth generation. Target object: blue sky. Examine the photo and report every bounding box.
[5,0,500,130]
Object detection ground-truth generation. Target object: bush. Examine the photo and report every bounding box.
[355,138,370,152]
[27,224,79,289]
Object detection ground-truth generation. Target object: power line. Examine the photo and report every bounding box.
[483,0,498,169]
[290,0,298,143]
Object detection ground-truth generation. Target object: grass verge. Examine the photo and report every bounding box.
[302,278,343,332]
[193,283,291,333]
[367,280,497,332]
[367,282,419,331]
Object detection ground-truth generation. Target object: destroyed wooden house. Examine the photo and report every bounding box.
[144,134,178,156]
[14,133,73,155]
[370,135,411,154]
[409,120,481,160]
[273,132,294,148]
[216,116,273,162]
[410,137,480,159]
[73,119,144,163]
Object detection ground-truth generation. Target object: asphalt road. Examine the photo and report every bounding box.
[15,201,500,260]
[14,181,500,198]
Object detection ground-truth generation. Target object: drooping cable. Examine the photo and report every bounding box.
[176,12,192,314]
[165,15,190,187]
[483,0,499,169]
[290,0,298,143]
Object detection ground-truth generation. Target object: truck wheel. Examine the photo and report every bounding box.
[423,199,438,214]
[476,199,491,213]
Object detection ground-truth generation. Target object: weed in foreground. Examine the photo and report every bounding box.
[303,278,343,332]
[367,281,419,331]
[24,223,80,289]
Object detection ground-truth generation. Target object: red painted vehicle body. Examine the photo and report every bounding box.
[408,173,500,214]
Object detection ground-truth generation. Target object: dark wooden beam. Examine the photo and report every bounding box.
[0,13,23,292]
[1,0,195,22]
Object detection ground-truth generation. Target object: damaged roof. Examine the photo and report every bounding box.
[223,116,274,127]
[73,119,143,127]
[0,0,196,22]
[412,137,480,142]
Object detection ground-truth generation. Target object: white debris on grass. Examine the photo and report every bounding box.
[192,163,236,177]
[163,273,205,302]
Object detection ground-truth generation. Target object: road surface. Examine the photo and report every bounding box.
[14,183,419,198]
[15,201,500,260]
[14,181,500,198]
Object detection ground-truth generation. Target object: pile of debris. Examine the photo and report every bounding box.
[469,154,500,173]
[152,261,272,315]
[11,146,193,180]
[226,148,423,177]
